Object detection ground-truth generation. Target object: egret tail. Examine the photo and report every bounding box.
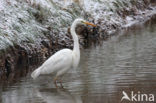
[31,67,41,79]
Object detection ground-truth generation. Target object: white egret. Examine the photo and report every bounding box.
[31,18,96,88]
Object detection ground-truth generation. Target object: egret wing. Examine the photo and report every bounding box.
[40,49,73,74]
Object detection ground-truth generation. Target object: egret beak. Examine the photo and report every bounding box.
[84,22,96,27]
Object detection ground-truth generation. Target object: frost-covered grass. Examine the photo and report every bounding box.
[0,0,155,50]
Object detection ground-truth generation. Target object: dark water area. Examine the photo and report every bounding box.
[0,17,156,103]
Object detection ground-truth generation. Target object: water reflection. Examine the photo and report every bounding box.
[34,88,82,103]
[1,80,82,103]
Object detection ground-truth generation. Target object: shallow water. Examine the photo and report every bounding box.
[0,19,156,103]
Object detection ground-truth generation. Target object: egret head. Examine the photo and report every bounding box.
[73,18,96,27]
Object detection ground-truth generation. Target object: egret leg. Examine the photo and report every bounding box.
[56,68,67,88]
[53,76,58,88]
[55,76,64,88]
[58,78,64,88]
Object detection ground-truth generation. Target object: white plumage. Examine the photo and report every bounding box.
[31,49,73,79]
[31,18,96,88]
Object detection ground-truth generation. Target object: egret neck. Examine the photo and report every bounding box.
[70,22,80,55]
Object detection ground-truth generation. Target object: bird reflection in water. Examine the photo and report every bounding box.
[34,88,82,103]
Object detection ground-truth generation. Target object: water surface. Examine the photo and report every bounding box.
[0,19,156,103]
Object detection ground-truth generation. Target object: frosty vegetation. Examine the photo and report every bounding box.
[0,0,155,50]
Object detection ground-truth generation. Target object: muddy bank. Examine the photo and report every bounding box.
[0,0,156,77]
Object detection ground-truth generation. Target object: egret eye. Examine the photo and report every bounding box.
[81,21,85,23]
